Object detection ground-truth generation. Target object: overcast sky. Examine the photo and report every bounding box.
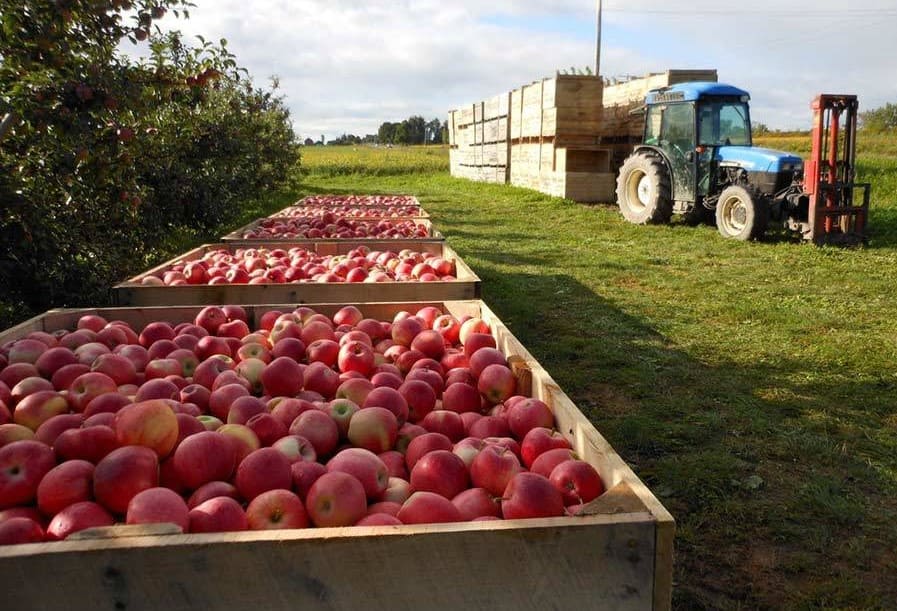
[157,1,897,140]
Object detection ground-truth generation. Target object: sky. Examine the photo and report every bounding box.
[153,1,897,141]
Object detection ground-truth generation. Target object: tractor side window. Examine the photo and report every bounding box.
[661,103,695,151]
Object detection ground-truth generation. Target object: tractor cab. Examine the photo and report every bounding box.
[617,82,807,240]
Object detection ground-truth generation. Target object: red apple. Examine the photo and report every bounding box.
[269,397,315,428]
[333,305,364,327]
[187,481,240,509]
[68,372,118,413]
[13,390,69,431]
[441,382,481,414]
[0,440,56,509]
[271,434,316,464]
[188,496,247,533]
[395,422,427,454]
[327,398,359,438]
[452,487,502,520]
[520,427,572,468]
[346,407,398,454]
[0,516,45,545]
[409,449,468,500]
[113,399,179,458]
[194,306,228,335]
[54,425,118,464]
[83,392,132,417]
[326,447,389,499]
[235,447,292,501]
[216,423,260,463]
[530,447,579,478]
[452,436,486,469]
[549,459,605,506]
[139,321,176,348]
[290,461,327,502]
[289,409,339,458]
[459,317,489,345]
[420,410,465,442]
[36,459,95,517]
[126,487,190,532]
[260,356,303,398]
[337,340,375,376]
[477,364,516,405]
[404,432,453,470]
[173,430,237,490]
[397,380,437,424]
[271,337,306,361]
[356,513,402,526]
[35,347,78,379]
[246,488,308,530]
[0,423,34,448]
[33,413,84,446]
[507,398,555,440]
[469,443,522,497]
[378,450,408,480]
[305,471,367,527]
[468,415,511,439]
[302,361,340,399]
[192,356,234,390]
[501,472,565,520]
[226,395,267,425]
[93,445,159,514]
[362,386,408,426]
[46,501,114,540]
[397,491,463,524]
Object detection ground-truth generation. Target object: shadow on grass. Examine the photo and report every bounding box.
[469,266,897,610]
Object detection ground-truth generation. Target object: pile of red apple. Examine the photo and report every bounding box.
[138,245,457,286]
[239,217,432,240]
[0,304,605,545]
[298,195,418,208]
[274,204,424,219]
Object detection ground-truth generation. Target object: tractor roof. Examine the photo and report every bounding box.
[646,82,750,104]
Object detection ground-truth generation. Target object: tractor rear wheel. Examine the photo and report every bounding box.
[714,185,768,240]
[616,152,673,225]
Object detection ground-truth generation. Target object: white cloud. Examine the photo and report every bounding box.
[156,0,897,138]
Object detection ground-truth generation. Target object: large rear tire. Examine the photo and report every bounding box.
[714,185,768,240]
[615,152,673,225]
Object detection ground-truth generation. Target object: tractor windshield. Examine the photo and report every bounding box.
[698,101,752,147]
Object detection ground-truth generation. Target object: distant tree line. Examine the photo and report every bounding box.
[378,116,447,145]
[859,102,897,132]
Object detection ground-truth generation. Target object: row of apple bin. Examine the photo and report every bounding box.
[0,194,674,610]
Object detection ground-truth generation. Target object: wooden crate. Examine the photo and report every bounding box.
[112,242,480,306]
[0,300,674,611]
[602,70,718,108]
[270,195,429,220]
[221,217,440,242]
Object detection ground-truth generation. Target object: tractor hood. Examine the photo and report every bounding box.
[715,146,804,174]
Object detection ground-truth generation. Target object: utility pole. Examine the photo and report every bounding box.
[595,0,602,78]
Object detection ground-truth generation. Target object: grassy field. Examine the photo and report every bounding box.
[293,142,897,609]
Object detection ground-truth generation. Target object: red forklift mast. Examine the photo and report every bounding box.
[803,94,870,245]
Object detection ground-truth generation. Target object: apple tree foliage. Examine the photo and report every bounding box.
[0,1,299,325]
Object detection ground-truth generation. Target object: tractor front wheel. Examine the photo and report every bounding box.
[616,152,673,225]
[714,185,768,240]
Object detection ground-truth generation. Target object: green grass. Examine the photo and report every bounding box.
[292,143,897,609]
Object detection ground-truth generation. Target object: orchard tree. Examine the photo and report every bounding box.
[860,102,897,132]
[0,1,298,323]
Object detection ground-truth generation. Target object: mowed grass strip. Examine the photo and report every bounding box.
[294,143,897,609]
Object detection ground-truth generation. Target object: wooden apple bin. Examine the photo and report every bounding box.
[112,241,479,306]
[0,301,674,610]
[221,217,440,243]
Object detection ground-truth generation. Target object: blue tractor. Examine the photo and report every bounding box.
[615,82,869,242]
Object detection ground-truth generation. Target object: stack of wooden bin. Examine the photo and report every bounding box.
[449,69,718,203]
